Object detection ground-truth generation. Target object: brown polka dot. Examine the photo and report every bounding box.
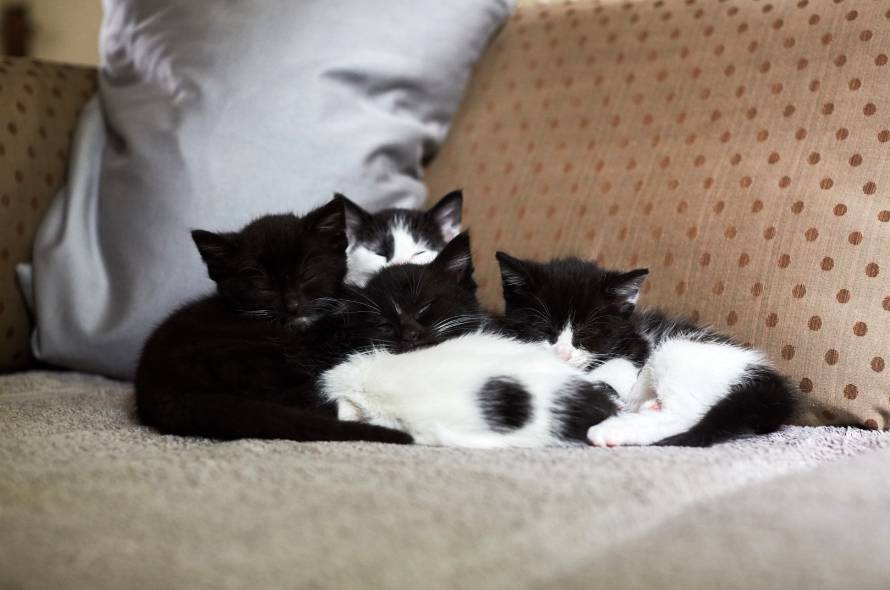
[836,128,849,141]
[781,345,795,360]
[864,103,877,116]
[866,262,880,277]
[791,201,804,214]
[853,321,868,336]
[726,311,738,326]
[738,253,750,267]
[764,226,777,240]
[699,252,711,267]
[712,281,724,295]
[778,176,791,188]
[675,281,686,295]
[843,384,858,400]
[724,225,737,239]
[871,357,885,372]
[799,377,813,393]
[751,200,764,213]
[837,289,851,304]
[876,54,888,66]
[849,153,863,166]
[879,211,890,222]
[778,254,791,268]
[821,257,834,271]
[879,129,890,142]
[804,228,818,241]
[766,313,779,327]
[833,203,847,216]
[825,349,839,365]
[808,315,822,331]
[849,231,863,245]
[863,181,876,195]
[792,284,806,298]
[807,152,820,164]
[820,177,834,190]
[863,419,879,431]
[751,282,763,296]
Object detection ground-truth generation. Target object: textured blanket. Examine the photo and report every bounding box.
[2,371,890,590]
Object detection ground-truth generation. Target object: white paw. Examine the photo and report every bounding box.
[640,398,663,412]
[587,417,644,448]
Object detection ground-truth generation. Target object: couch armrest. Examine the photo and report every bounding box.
[0,58,97,372]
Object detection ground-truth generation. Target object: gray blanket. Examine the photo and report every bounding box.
[2,371,889,590]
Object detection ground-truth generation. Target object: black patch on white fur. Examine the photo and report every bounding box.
[551,379,619,442]
[655,365,798,447]
[478,376,533,432]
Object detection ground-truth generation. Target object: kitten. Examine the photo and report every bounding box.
[322,233,618,448]
[340,231,485,353]
[135,199,412,444]
[496,254,797,447]
[339,190,462,286]
[321,332,619,448]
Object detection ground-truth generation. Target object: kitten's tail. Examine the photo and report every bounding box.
[655,367,797,447]
[137,391,413,444]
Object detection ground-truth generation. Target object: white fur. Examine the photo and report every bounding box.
[586,338,764,447]
[344,222,438,287]
[320,333,608,448]
[545,324,597,370]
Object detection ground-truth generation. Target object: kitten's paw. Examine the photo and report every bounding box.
[587,418,644,448]
[641,398,663,412]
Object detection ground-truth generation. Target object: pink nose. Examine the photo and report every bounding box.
[556,344,573,360]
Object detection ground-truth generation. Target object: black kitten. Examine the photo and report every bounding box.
[135,199,412,444]
[339,190,463,286]
[342,231,485,354]
[496,254,797,447]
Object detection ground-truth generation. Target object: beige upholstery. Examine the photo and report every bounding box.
[426,0,890,429]
[0,58,96,372]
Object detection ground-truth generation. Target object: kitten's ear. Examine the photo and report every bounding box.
[191,229,239,280]
[495,251,534,294]
[335,193,372,242]
[426,190,462,241]
[606,268,649,314]
[431,231,476,291]
[305,198,347,250]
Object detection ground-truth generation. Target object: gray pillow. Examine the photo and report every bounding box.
[22,0,513,379]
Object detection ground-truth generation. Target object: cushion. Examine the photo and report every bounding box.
[23,0,513,378]
[425,0,890,429]
[0,59,96,372]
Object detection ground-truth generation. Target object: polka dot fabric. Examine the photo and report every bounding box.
[0,58,96,372]
[425,0,890,429]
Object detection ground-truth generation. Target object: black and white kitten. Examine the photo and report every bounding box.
[339,190,462,286]
[496,254,797,447]
[320,234,619,448]
[135,199,412,444]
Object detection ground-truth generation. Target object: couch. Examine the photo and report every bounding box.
[2,1,890,588]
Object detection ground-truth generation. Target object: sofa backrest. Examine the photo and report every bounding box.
[426,0,890,429]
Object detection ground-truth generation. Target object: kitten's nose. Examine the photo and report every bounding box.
[285,299,301,314]
[556,344,573,361]
[403,326,421,342]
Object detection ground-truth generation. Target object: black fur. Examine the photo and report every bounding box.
[478,376,533,432]
[339,190,462,261]
[496,254,796,447]
[135,199,413,444]
[552,379,620,442]
[654,367,797,447]
[343,232,484,353]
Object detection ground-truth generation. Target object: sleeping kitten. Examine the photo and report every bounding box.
[340,231,485,353]
[496,254,797,447]
[321,332,619,448]
[339,190,462,286]
[135,199,412,444]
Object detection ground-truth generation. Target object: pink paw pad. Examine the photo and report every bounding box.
[641,399,663,412]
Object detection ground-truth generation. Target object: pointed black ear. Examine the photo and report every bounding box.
[431,231,475,291]
[191,229,239,280]
[335,193,372,242]
[607,268,649,314]
[426,189,462,241]
[304,198,347,252]
[495,251,534,294]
